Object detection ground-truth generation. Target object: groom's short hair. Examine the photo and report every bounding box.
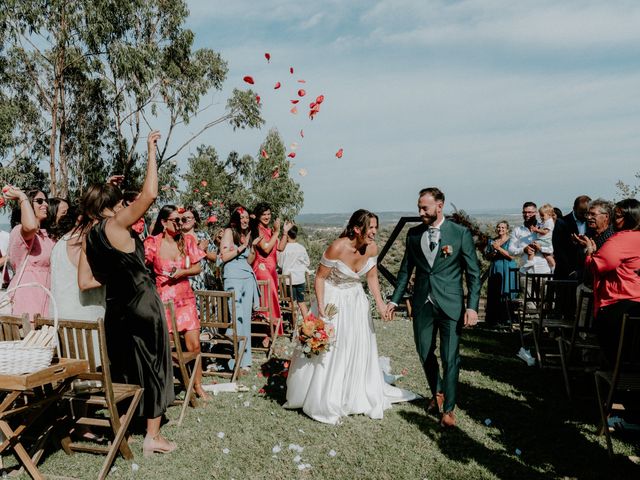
[419,187,445,203]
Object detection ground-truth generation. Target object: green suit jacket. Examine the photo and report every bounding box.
[391,220,481,320]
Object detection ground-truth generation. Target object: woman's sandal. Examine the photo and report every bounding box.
[142,434,177,458]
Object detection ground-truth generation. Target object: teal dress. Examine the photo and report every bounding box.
[485,238,517,325]
[222,246,259,368]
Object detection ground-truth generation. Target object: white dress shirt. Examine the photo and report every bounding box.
[508,224,551,274]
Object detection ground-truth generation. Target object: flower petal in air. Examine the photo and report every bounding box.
[243,76,254,85]
[290,67,294,74]
[290,106,298,114]
[271,167,280,179]
[274,82,281,89]
[288,152,296,158]
[298,89,306,97]
[290,99,299,104]
[256,95,261,104]
[265,52,271,62]
[261,149,269,159]
[315,95,324,104]
[298,168,307,177]
[336,148,344,158]
[300,129,304,138]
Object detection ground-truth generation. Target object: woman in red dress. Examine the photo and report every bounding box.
[144,205,208,398]
[251,203,285,337]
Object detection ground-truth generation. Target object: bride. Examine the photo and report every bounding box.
[285,209,418,424]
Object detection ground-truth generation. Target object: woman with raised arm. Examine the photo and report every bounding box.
[82,131,176,456]
[285,209,418,424]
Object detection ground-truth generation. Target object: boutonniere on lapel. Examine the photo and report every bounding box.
[441,245,453,257]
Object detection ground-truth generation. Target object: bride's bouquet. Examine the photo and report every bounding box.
[298,304,338,358]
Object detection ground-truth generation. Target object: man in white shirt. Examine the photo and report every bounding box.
[277,224,310,318]
[508,202,551,274]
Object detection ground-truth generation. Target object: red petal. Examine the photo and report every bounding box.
[297,79,306,83]
[271,167,280,179]
[288,152,296,158]
[255,95,261,104]
[297,89,306,97]
[289,67,294,74]
[336,148,344,158]
[300,129,304,138]
[265,52,271,62]
[261,149,269,159]
[274,81,281,89]
[290,99,299,104]
[243,76,254,85]
[309,102,316,109]
[193,188,200,193]
[290,106,298,114]
[208,201,213,206]
[315,95,324,104]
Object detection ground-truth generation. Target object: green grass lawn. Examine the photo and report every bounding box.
[19,319,640,479]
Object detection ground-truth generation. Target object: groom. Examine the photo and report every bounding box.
[387,187,481,428]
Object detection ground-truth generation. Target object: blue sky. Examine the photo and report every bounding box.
[178,0,640,214]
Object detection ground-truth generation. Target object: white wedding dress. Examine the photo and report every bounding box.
[284,255,418,424]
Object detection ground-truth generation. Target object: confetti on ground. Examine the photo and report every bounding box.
[272,445,282,453]
[293,455,301,463]
[288,444,304,453]
[297,464,311,471]
[515,448,522,456]
[196,417,201,423]
[484,418,492,426]
[243,401,251,407]
[217,432,225,439]
[131,463,139,472]
[329,450,337,457]
[298,429,305,434]
[223,448,230,454]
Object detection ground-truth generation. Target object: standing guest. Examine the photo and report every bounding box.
[581,199,614,251]
[123,190,149,241]
[220,206,261,372]
[144,205,207,399]
[46,197,70,239]
[251,202,283,337]
[584,198,640,365]
[387,187,481,428]
[508,201,550,273]
[277,223,311,319]
[552,195,591,280]
[84,131,176,456]
[3,187,55,317]
[483,221,517,326]
[180,206,218,291]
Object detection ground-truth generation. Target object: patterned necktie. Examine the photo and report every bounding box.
[428,227,438,251]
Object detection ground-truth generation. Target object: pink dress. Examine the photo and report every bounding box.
[252,225,282,329]
[144,233,205,333]
[7,225,55,317]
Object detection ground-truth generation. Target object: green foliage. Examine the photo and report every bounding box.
[0,0,263,200]
[616,171,639,199]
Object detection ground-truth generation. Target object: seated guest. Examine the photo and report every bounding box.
[3,187,55,317]
[508,201,550,273]
[484,221,517,326]
[552,195,591,280]
[584,198,640,365]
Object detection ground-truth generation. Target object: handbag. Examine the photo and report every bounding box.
[0,238,34,314]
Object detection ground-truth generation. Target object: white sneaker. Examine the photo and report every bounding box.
[517,348,536,366]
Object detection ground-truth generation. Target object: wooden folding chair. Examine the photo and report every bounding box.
[517,272,553,348]
[558,287,600,398]
[251,279,277,357]
[594,314,640,458]
[531,279,578,367]
[195,290,246,383]
[164,301,200,427]
[0,313,30,341]
[277,273,295,333]
[32,315,143,480]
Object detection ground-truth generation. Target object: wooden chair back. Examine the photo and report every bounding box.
[278,273,295,330]
[255,279,271,314]
[195,289,246,382]
[538,280,579,323]
[252,280,276,357]
[0,313,30,341]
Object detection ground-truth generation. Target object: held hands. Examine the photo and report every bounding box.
[384,303,396,322]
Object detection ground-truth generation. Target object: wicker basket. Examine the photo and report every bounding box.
[0,282,59,376]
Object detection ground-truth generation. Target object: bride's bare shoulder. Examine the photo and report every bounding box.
[367,242,379,257]
[324,238,349,260]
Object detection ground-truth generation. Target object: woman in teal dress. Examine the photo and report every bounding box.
[484,221,517,326]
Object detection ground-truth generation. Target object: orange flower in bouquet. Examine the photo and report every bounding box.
[298,305,337,358]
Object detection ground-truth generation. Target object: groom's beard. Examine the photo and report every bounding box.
[421,213,438,225]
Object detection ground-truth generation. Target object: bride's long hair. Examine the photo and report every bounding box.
[339,209,379,240]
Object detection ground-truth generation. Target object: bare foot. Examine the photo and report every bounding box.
[143,433,177,457]
[194,385,212,401]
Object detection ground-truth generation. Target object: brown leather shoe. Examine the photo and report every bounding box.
[427,392,444,415]
[440,411,456,428]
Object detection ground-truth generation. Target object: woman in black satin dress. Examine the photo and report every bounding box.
[81,131,176,456]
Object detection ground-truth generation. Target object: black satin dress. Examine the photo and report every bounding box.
[86,220,174,418]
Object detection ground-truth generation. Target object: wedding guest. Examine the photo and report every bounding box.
[483,221,517,326]
[123,190,148,240]
[84,130,176,456]
[277,223,311,319]
[552,195,591,280]
[508,201,550,273]
[46,197,70,240]
[251,202,283,337]
[220,206,260,372]
[529,203,556,272]
[3,187,55,317]
[584,198,640,365]
[145,205,207,399]
[180,206,218,291]
[584,198,614,250]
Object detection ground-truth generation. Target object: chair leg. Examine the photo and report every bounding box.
[594,375,614,457]
[558,338,572,399]
[231,338,246,383]
[178,354,201,427]
[267,318,282,359]
[98,388,143,480]
[532,322,543,367]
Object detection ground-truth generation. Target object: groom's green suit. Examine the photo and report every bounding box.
[391,219,481,412]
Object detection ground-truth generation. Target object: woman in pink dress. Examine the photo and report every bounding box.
[251,203,285,337]
[3,187,56,317]
[144,205,207,398]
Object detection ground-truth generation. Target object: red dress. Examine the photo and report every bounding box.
[252,225,282,330]
[144,234,205,333]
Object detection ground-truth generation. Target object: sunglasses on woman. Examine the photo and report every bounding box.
[33,198,48,205]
